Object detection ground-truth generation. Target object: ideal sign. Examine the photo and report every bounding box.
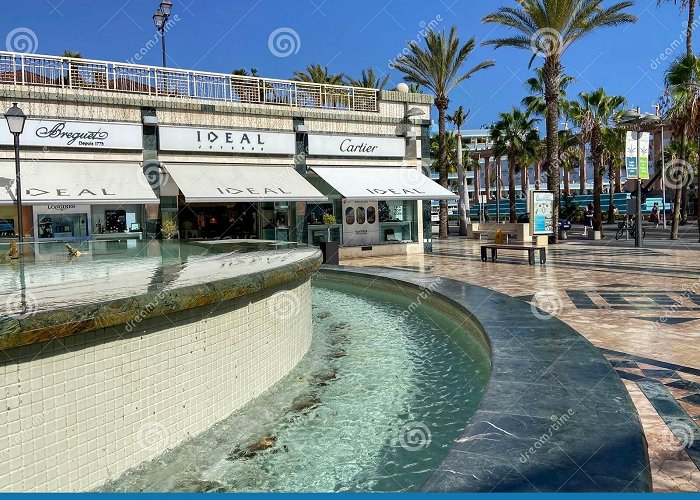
[308,134,405,158]
[0,119,143,150]
[158,126,295,155]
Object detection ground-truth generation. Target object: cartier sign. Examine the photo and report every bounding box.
[0,119,143,149]
[159,126,295,155]
[308,134,405,158]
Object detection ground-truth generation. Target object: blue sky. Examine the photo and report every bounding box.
[1,0,693,127]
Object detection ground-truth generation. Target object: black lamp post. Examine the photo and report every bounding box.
[617,110,661,248]
[5,102,27,243]
[153,0,173,68]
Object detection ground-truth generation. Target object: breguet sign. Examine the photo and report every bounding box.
[0,119,143,149]
[308,134,405,158]
[159,126,295,155]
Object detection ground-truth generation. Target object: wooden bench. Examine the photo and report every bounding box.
[481,244,547,265]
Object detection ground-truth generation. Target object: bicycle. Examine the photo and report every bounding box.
[615,219,646,240]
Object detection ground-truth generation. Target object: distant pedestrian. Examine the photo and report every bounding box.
[650,202,660,229]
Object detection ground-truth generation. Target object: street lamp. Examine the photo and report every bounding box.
[5,102,27,243]
[153,0,173,68]
[616,109,662,248]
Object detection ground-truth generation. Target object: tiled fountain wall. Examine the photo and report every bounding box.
[0,279,312,491]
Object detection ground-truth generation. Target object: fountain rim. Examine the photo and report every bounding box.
[317,266,652,493]
[0,247,322,351]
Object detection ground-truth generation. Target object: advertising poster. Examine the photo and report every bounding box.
[625,131,638,179]
[530,191,554,235]
[625,131,650,179]
[342,199,379,246]
[638,132,650,180]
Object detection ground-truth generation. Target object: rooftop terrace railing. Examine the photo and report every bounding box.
[0,51,379,113]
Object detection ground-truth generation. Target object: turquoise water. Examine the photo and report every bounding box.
[101,279,490,492]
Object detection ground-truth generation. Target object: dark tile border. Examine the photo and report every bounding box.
[320,265,652,492]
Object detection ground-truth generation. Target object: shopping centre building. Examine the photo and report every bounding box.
[0,50,453,257]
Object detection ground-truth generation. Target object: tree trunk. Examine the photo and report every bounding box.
[607,161,616,224]
[436,98,449,239]
[535,160,542,190]
[456,132,468,236]
[509,157,517,222]
[563,167,570,196]
[579,136,587,194]
[473,155,481,208]
[521,163,528,200]
[688,0,696,56]
[592,127,603,232]
[485,157,492,203]
[681,186,688,225]
[671,129,686,239]
[615,163,622,193]
[544,56,562,242]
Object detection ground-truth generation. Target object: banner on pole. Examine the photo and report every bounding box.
[625,131,650,180]
[638,132,650,180]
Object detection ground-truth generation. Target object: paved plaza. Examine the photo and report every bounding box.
[344,238,700,492]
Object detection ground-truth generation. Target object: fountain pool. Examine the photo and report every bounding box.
[101,275,491,492]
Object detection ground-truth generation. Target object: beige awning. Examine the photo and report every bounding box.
[310,166,458,200]
[0,161,159,205]
[164,163,327,203]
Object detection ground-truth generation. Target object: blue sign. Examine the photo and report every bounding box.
[626,157,637,178]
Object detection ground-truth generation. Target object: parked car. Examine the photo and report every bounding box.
[516,213,571,231]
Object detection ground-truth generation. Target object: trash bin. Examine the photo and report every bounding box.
[559,228,567,240]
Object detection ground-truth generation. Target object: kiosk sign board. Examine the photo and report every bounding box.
[530,190,555,235]
[342,199,380,246]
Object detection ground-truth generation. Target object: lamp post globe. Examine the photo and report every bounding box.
[159,0,173,17]
[5,102,26,134]
[4,102,26,243]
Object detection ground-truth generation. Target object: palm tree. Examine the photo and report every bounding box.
[656,0,696,55]
[483,0,636,242]
[408,83,422,93]
[524,69,573,196]
[61,50,84,87]
[602,127,625,223]
[522,67,575,116]
[447,105,471,235]
[490,108,540,222]
[345,68,390,90]
[393,27,495,239]
[661,54,700,239]
[291,64,344,84]
[558,128,580,196]
[430,132,459,174]
[565,99,595,194]
[232,68,258,77]
[575,88,626,233]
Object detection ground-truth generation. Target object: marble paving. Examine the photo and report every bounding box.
[342,238,700,492]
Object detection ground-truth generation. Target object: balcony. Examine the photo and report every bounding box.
[0,51,379,113]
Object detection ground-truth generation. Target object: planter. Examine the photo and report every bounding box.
[588,230,602,240]
[320,241,339,265]
[559,229,568,240]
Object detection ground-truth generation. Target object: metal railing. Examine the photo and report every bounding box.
[0,51,379,113]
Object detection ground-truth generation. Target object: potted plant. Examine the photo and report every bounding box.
[320,213,339,265]
[161,219,179,240]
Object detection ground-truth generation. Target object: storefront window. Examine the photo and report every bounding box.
[307,200,341,246]
[0,207,16,237]
[378,200,418,242]
[37,212,89,239]
[261,202,291,242]
[179,202,258,240]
